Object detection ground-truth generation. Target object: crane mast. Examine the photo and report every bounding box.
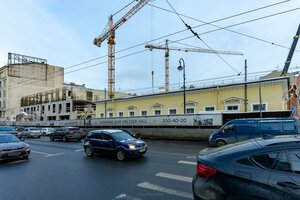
[281,24,300,76]
[145,40,243,92]
[93,0,150,99]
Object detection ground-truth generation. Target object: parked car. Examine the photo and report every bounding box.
[0,134,30,161]
[0,126,19,137]
[19,127,42,138]
[209,118,299,147]
[83,129,147,161]
[193,135,300,200]
[41,128,56,136]
[120,129,141,139]
[49,127,82,142]
[79,128,87,139]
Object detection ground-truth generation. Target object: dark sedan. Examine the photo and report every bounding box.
[83,129,147,161]
[192,135,300,200]
[0,126,19,137]
[0,134,30,161]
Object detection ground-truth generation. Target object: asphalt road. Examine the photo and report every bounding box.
[0,137,209,200]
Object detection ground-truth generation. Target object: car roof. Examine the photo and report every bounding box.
[200,135,300,159]
[91,129,124,134]
[229,117,296,123]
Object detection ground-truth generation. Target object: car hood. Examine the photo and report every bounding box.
[119,139,145,145]
[0,142,28,151]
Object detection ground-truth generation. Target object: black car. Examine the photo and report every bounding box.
[83,129,147,161]
[0,134,31,160]
[0,126,19,137]
[192,135,300,200]
[49,127,82,142]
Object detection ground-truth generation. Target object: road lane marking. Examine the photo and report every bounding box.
[155,172,193,183]
[45,153,64,157]
[186,156,197,159]
[137,182,193,199]
[75,149,84,152]
[31,150,64,157]
[31,150,49,155]
[113,194,142,200]
[7,159,28,165]
[178,160,197,166]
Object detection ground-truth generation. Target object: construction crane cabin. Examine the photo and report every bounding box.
[93,0,150,100]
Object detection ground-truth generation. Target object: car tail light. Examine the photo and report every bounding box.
[197,163,217,178]
[67,131,73,134]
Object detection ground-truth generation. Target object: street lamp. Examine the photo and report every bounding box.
[178,58,186,114]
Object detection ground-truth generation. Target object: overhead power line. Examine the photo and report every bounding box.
[6,5,300,90]
[165,0,241,74]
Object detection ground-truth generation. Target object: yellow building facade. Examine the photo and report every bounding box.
[96,77,290,118]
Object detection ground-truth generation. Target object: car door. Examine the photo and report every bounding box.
[269,150,300,200]
[90,132,104,153]
[222,124,238,144]
[54,128,62,139]
[102,133,115,154]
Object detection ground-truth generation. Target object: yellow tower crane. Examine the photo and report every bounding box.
[145,39,244,92]
[93,0,151,99]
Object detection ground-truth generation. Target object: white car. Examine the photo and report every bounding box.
[41,128,56,136]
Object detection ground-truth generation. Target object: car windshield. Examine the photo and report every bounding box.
[0,127,14,131]
[29,128,39,131]
[112,131,133,141]
[0,135,19,143]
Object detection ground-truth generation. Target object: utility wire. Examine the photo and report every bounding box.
[165,0,241,74]
[7,6,300,90]
[147,1,299,53]
[112,0,137,16]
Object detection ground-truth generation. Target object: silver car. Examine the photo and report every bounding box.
[19,127,42,138]
[0,134,30,160]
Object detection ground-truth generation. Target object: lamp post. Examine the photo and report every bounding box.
[178,58,186,114]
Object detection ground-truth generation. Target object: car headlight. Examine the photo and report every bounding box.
[128,144,136,150]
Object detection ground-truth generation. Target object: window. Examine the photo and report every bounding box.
[205,106,215,111]
[153,110,161,116]
[252,153,278,169]
[129,111,135,117]
[226,105,239,111]
[283,122,295,131]
[169,109,177,115]
[239,124,258,132]
[48,105,51,112]
[141,110,147,116]
[99,113,104,118]
[252,104,267,111]
[260,122,281,131]
[52,104,56,113]
[288,150,300,174]
[66,103,70,112]
[102,134,112,141]
[118,112,123,117]
[275,152,292,173]
[109,112,114,118]
[186,108,195,114]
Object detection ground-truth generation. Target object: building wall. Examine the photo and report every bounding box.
[0,64,64,120]
[96,78,289,118]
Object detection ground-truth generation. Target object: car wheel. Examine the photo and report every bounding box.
[38,136,41,138]
[49,135,54,141]
[116,149,126,161]
[77,138,81,142]
[216,140,227,147]
[62,136,67,142]
[85,146,94,157]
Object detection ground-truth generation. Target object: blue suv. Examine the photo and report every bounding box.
[83,129,147,161]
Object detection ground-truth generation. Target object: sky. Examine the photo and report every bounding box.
[0,0,299,94]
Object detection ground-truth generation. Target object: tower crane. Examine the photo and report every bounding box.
[145,40,244,92]
[281,24,300,76]
[93,0,150,99]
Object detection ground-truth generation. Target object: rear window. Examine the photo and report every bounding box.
[252,153,278,169]
[260,122,281,131]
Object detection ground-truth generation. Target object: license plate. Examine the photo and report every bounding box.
[139,147,146,152]
[8,152,21,157]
